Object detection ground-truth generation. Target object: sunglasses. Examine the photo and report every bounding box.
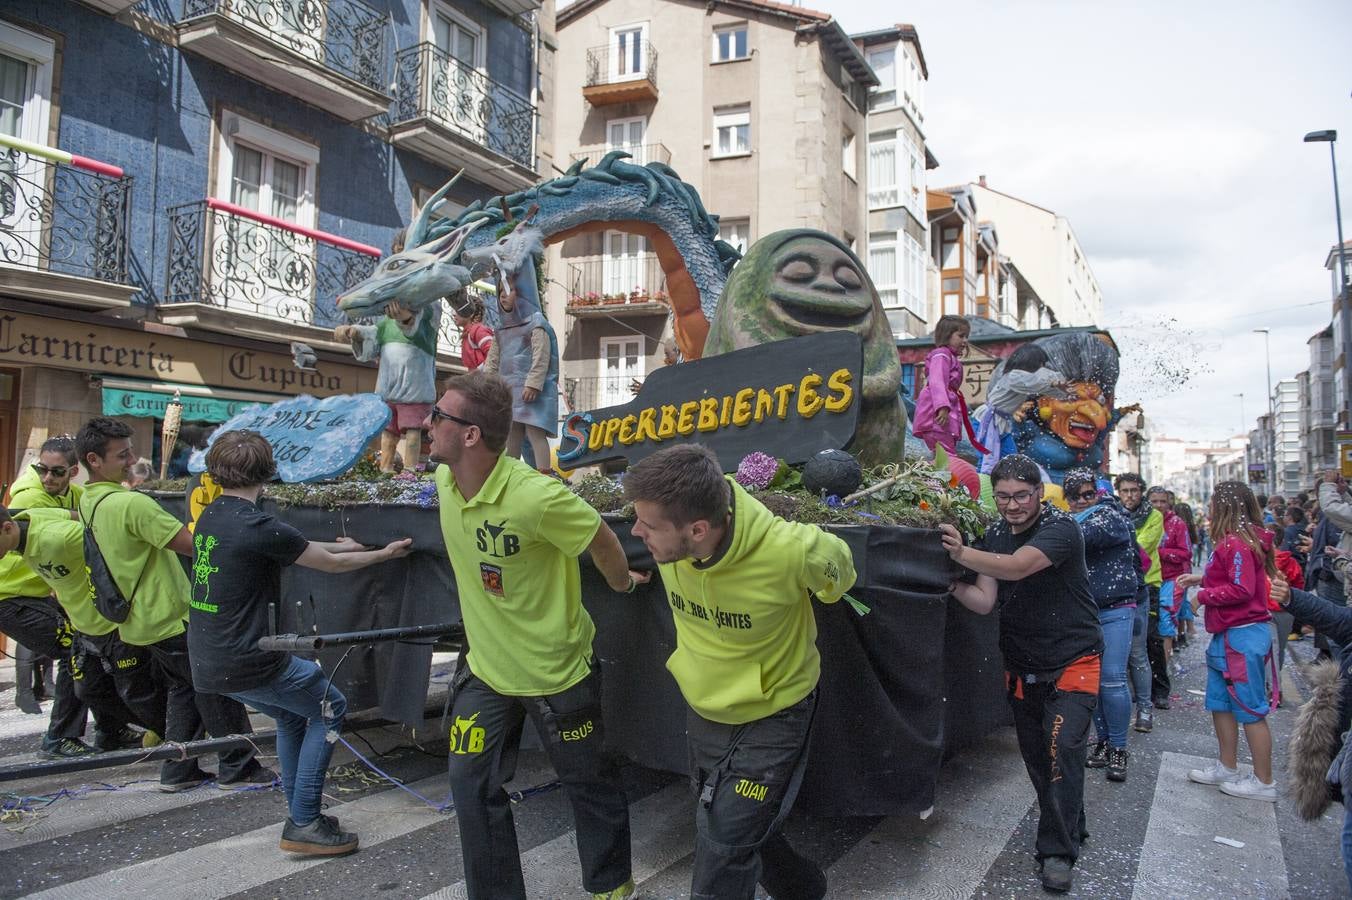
[1073,490,1097,500]
[429,407,479,430]
[31,463,70,478]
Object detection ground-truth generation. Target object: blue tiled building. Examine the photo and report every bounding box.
[0,0,553,477]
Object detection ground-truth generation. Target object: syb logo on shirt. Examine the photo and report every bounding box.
[475,519,520,558]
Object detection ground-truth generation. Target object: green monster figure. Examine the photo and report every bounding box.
[703,229,906,466]
[192,532,219,602]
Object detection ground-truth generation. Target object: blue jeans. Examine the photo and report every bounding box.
[1128,595,1152,710]
[230,656,346,825]
[1343,789,1352,894]
[1094,605,1134,748]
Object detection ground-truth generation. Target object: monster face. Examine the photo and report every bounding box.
[336,220,484,320]
[1037,381,1110,450]
[765,235,876,337]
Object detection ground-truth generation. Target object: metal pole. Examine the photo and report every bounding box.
[1257,329,1274,495]
[1235,392,1245,434]
[1329,139,1351,430]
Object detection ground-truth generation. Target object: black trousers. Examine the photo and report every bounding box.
[686,691,821,900]
[446,664,631,899]
[0,597,131,742]
[1008,672,1097,863]
[145,631,259,784]
[1146,584,1171,704]
[77,629,166,736]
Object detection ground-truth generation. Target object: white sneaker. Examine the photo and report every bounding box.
[1188,762,1241,785]
[1220,773,1277,802]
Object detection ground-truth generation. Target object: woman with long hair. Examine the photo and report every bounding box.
[1177,481,1279,801]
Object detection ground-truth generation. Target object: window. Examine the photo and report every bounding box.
[867,133,897,208]
[219,114,317,225]
[0,23,55,267]
[718,219,749,255]
[713,24,748,62]
[903,233,925,316]
[431,3,484,69]
[607,115,647,162]
[869,232,897,308]
[713,106,750,157]
[600,337,644,408]
[603,230,649,296]
[842,130,856,180]
[900,131,923,219]
[610,23,648,81]
[867,46,895,109]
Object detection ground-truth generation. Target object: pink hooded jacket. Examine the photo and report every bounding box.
[913,346,963,450]
[1158,511,1192,583]
[1197,529,1273,634]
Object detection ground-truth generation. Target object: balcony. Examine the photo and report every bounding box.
[390,43,538,192]
[583,43,659,106]
[161,198,380,348]
[564,255,669,318]
[176,0,391,122]
[564,375,639,414]
[0,138,137,310]
[569,143,671,168]
[80,0,141,13]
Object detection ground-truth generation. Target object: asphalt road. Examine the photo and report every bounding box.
[0,637,1346,899]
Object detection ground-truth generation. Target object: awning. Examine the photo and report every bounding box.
[100,377,288,423]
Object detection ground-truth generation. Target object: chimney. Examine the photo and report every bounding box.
[978,175,987,187]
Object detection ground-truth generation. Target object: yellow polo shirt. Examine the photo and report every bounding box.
[0,467,83,601]
[435,455,602,696]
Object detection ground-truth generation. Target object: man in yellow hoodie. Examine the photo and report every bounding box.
[624,444,856,900]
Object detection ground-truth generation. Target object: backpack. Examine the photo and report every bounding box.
[81,492,147,624]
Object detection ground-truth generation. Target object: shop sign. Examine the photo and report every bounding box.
[102,387,262,423]
[558,332,863,470]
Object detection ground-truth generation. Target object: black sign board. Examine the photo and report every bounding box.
[557,331,863,471]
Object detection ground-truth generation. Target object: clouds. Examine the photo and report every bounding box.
[829,0,1352,439]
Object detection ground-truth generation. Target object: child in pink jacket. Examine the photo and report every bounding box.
[1176,481,1277,802]
[913,315,971,454]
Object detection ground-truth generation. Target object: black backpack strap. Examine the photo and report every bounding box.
[82,491,151,605]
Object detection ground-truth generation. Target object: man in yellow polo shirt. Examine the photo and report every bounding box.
[427,371,640,900]
[76,417,271,792]
[624,444,856,900]
[0,436,140,756]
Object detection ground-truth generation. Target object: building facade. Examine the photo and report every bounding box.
[549,0,873,412]
[0,0,551,478]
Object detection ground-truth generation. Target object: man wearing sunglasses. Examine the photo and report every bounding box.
[939,454,1101,894]
[426,371,642,900]
[0,436,143,757]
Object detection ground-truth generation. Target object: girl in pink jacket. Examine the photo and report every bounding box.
[1176,481,1278,802]
[913,315,971,454]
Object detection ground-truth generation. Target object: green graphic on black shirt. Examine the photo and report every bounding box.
[190,533,221,613]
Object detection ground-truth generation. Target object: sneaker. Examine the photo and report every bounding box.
[1107,747,1129,782]
[220,765,278,788]
[1152,697,1171,710]
[38,737,96,759]
[160,767,213,793]
[1040,856,1074,893]
[1187,761,1240,786]
[592,879,636,900]
[1134,707,1153,733]
[1219,773,1277,802]
[279,816,358,856]
[92,725,145,752]
[1086,741,1109,768]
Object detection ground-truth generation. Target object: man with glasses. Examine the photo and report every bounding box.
[426,371,640,900]
[939,454,1101,894]
[1115,472,1163,732]
[0,436,142,756]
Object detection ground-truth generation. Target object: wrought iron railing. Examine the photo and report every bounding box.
[565,375,640,412]
[569,143,671,168]
[182,0,389,93]
[565,254,668,308]
[164,198,378,329]
[393,43,536,170]
[0,144,131,283]
[584,42,658,89]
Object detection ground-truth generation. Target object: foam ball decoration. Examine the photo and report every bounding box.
[802,449,863,498]
[948,455,981,501]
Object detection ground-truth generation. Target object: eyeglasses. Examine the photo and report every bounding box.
[993,490,1038,506]
[429,407,479,430]
[1073,490,1097,501]
[31,463,69,478]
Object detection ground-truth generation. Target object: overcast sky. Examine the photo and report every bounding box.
[821,0,1352,441]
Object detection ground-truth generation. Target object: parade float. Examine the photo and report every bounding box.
[144,153,1129,816]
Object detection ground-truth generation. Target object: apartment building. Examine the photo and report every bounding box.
[1302,324,1338,477]
[0,0,550,477]
[852,24,932,339]
[551,0,873,411]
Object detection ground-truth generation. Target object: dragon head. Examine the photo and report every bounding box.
[336,172,484,320]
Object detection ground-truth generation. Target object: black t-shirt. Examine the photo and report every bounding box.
[975,504,1102,677]
[187,496,308,694]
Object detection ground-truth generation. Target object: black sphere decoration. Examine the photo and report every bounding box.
[801,449,862,498]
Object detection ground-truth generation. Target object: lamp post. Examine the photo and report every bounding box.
[1235,392,1245,434]
[1304,129,1350,430]
[1255,328,1274,495]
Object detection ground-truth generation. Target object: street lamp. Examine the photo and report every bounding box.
[1304,129,1351,430]
[1255,328,1274,495]
[1234,392,1245,434]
